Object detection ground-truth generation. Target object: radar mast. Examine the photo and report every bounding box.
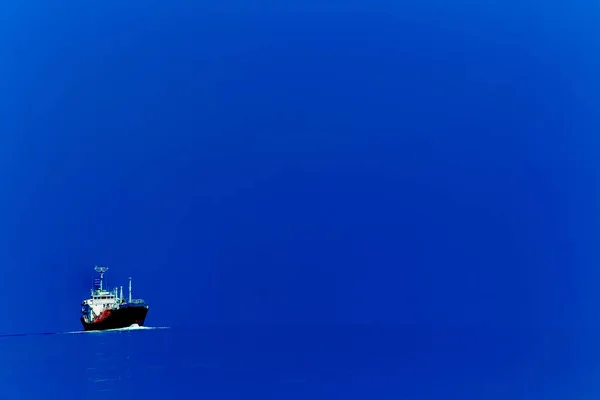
[94,265,109,291]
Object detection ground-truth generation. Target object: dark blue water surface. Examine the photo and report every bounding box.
[1,325,599,399]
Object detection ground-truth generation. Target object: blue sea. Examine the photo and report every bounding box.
[1,325,599,399]
[2,0,599,398]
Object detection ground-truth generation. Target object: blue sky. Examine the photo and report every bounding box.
[0,0,598,335]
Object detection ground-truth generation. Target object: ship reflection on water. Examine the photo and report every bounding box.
[83,326,173,397]
[0,325,174,398]
[85,328,133,393]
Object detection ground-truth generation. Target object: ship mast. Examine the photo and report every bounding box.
[129,277,132,303]
[94,265,109,292]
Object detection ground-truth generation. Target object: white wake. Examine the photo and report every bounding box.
[62,325,170,334]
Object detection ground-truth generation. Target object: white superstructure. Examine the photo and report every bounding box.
[81,266,125,323]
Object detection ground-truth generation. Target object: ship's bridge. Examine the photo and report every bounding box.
[92,290,116,300]
[81,287,122,319]
[83,288,121,308]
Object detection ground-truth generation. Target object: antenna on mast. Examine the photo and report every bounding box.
[94,265,109,291]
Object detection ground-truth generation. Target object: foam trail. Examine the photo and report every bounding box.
[0,326,170,338]
[61,325,171,334]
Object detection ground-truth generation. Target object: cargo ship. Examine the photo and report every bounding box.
[80,266,149,331]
